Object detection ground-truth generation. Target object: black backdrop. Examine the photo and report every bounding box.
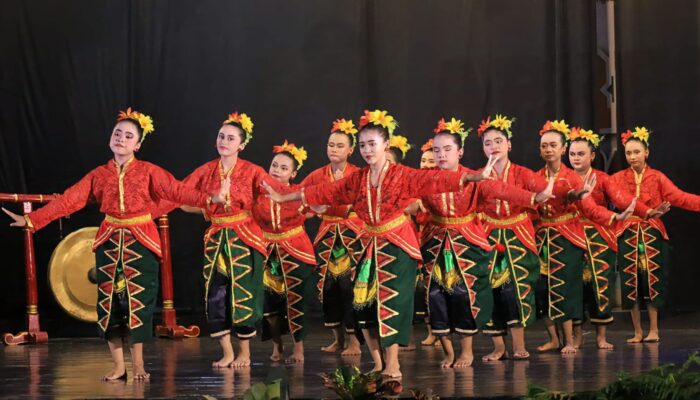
[0,1,698,335]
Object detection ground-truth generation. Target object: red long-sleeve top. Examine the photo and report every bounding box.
[155,158,275,255]
[421,164,537,251]
[610,166,700,239]
[578,168,652,251]
[252,182,317,265]
[477,161,547,253]
[26,157,210,257]
[301,162,463,260]
[300,163,364,246]
[534,165,616,250]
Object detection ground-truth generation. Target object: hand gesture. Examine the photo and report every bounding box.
[211,177,231,204]
[647,201,670,219]
[535,177,556,204]
[2,207,27,228]
[614,197,637,221]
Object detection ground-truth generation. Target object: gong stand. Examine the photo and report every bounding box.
[1,193,199,344]
[155,215,200,338]
[0,193,56,345]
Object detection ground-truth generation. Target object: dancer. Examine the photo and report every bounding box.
[611,127,699,344]
[255,140,317,364]
[301,119,363,357]
[3,108,229,380]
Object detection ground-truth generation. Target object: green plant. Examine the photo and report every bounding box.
[319,365,381,400]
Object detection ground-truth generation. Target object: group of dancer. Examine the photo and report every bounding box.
[4,107,700,382]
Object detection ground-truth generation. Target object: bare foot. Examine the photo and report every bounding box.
[626,332,643,344]
[482,349,507,362]
[321,340,342,353]
[439,355,454,368]
[537,340,560,352]
[597,339,614,350]
[381,367,402,379]
[512,350,530,360]
[132,365,150,381]
[341,343,362,357]
[421,335,437,346]
[573,327,583,349]
[231,355,251,368]
[212,354,234,368]
[285,353,304,364]
[270,343,284,362]
[102,366,127,381]
[453,354,473,368]
[560,344,577,354]
[643,331,660,343]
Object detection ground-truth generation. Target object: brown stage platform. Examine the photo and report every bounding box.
[2,322,699,399]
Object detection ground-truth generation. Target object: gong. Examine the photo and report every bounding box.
[48,227,99,323]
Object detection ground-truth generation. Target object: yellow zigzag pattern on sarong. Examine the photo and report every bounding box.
[542,228,566,320]
[503,232,532,325]
[274,247,304,335]
[583,227,611,313]
[374,239,399,338]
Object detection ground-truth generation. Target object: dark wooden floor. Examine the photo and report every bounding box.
[2,320,700,399]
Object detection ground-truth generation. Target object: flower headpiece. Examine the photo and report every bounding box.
[569,127,601,149]
[539,119,571,140]
[358,109,398,135]
[477,114,514,138]
[621,126,651,147]
[434,117,472,146]
[421,138,434,153]
[272,140,308,170]
[117,107,154,142]
[389,134,412,158]
[223,112,254,144]
[331,118,358,146]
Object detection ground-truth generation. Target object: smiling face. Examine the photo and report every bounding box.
[432,133,463,171]
[269,153,297,184]
[327,132,354,164]
[420,150,436,169]
[539,131,567,163]
[109,120,142,157]
[568,140,595,173]
[216,124,246,157]
[624,140,649,170]
[358,127,389,167]
[481,128,511,161]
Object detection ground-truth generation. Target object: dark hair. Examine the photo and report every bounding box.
[224,121,248,144]
[434,131,463,149]
[117,119,143,141]
[570,138,596,153]
[541,130,567,146]
[330,131,355,147]
[387,147,404,163]
[274,151,299,171]
[358,124,390,142]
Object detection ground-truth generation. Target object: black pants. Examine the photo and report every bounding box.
[207,269,257,339]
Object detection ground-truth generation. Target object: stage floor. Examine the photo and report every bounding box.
[2,323,699,399]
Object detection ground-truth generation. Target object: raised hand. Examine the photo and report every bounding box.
[580,173,597,199]
[464,156,496,183]
[614,197,637,221]
[260,181,285,203]
[647,201,671,219]
[333,169,344,181]
[2,207,27,228]
[404,199,425,216]
[211,177,231,204]
[535,177,556,204]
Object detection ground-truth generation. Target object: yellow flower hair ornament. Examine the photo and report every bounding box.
[569,127,601,149]
[621,126,651,147]
[223,111,254,144]
[272,140,308,170]
[477,114,515,138]
[358,109,398,134]
[331,118,358,145]
[117,107,154,142]
[434,117,472,146]
[540,119,571,140]
[389,134,412,158]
